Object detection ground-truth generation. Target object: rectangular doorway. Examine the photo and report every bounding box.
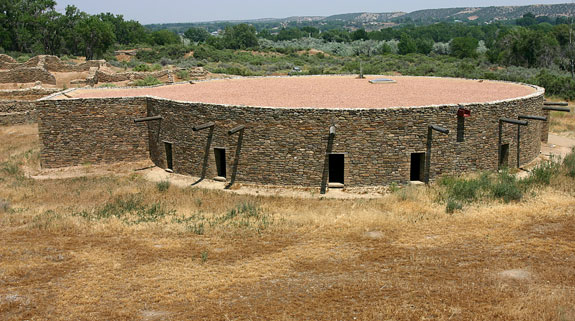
[410,152,425,181]
[214,148,227,178]
[499,144,509,169]
[328,154,345,184]
[164,142,173,171]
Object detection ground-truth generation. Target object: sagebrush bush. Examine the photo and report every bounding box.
[133,76,161,86]
[563,147,575,178]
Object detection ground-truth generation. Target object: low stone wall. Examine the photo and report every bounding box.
[0,100,37,125]
[42,56,109,72]
[95,70,170,83]
[0,68,56,84]
[0,87,60,100]
[37,84,545,187]
[37,97,150,168]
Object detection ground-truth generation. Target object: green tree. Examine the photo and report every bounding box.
[450,37,479,58]
[351,29,369,41]
[98,13,148,45]
[184,27,210,43]
[221,24,258,49]
[516,12,537,27]
[75,16,115,60]
[398,34,417,55]
[0,0,57,52]
[150,29,180,46]
[417,38,434,55]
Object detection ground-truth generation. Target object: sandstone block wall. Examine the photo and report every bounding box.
[146,93,544,187]
[37,86,545,187]
[95,70,170,83]
[0,67,56,84]
[0,100,37,125]
[0,87,60,100]
[37,98,150,168]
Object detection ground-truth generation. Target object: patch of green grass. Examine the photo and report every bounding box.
[98,83,117,88]
[214,201,273,232]
[74,194,175,224]
[156,180,170,192]
[32,210,62,230]
[1,160,22,176]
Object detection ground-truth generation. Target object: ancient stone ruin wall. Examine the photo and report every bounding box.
[0,100,37,125]
[42,56,109,72]
[37,86,545,187]
[37,97,150,168]
[0,87,60,100]
[0,88,61,125]
[0,54,17,69]
[146,93,544,187]
[94,70,170,83]
[0,67,56,84]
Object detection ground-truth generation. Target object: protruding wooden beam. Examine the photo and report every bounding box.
[544,101,568,106]
[500,118,528,126]
[543,106,571,112]
[228,125,245,135]
[518,115,547,121]
[192,122,215,131]
[133,115,162,123]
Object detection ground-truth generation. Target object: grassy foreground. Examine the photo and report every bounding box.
[1,124,575,320]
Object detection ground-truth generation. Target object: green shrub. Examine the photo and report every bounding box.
[491,171,522,203]
[176,69,189,80]
[563,147,575,178]
[439,173,491,203]
[16,55,30,63]
[133,76,162,86]
[525,159,560,186]
[215,201,272,231]
[445,198,463,214]
[156,180,170,192]
[133,63,162,72]
[98,83,117,88]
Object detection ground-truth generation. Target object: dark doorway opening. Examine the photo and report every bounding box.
[499,143,509,169]
[410,152,425,181]
[164,142,173,171]
[214,148,227,178]
[457,115,465,142]
[328,154,345,184]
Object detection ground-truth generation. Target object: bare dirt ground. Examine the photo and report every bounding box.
[64,75,538,109]
[1,124,575,320]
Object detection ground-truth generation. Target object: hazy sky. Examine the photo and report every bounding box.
[54,0,570,24]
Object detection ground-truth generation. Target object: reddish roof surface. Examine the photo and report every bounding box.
[65,75,539,109]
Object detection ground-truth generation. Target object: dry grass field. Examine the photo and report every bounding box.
[1,121,575,320]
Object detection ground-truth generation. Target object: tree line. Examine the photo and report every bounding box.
[0,0,182,59]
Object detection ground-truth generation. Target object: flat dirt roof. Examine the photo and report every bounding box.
[64,75,539,109]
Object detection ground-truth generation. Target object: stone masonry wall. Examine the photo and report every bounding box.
[0,68,56,84]
[146,92,544,187]
[37,85,544,187]
[37,97,149,168]
[0,100,37,125]
[0,87,60,100]
[95,70,170,83]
